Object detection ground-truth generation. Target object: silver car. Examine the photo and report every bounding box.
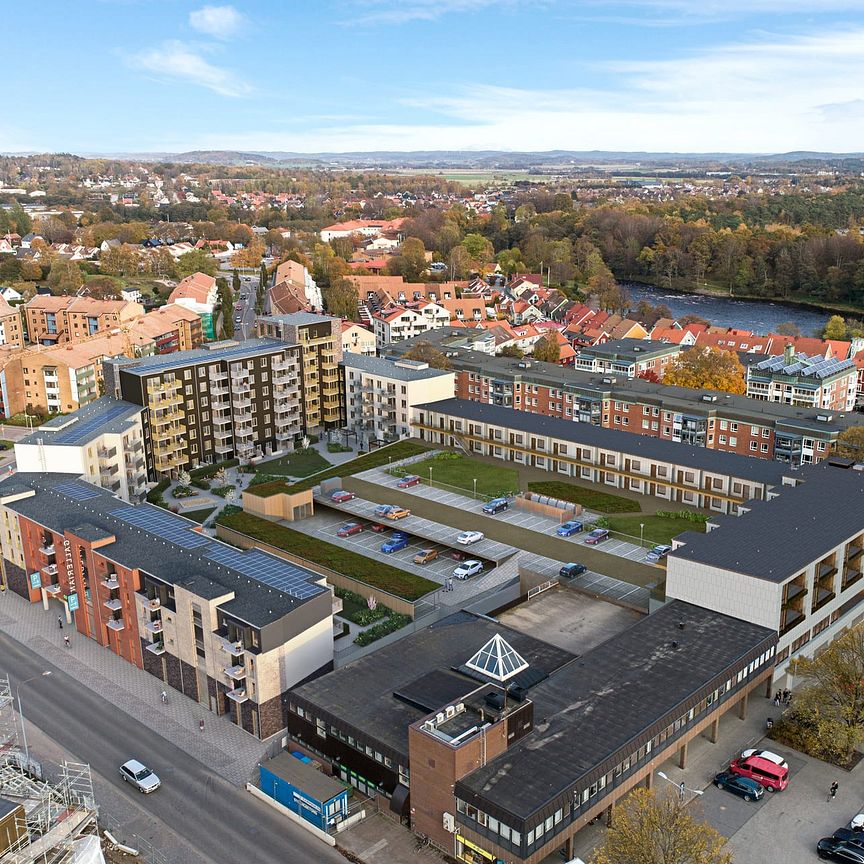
[120,759,161,793]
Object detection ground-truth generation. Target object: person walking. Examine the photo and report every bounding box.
[773,691,781,707]
[829,781,839,802]
[782,689,791,705]
[63,635,70,648]
[57,615,63,630]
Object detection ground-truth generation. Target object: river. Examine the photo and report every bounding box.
[624,283,832,337]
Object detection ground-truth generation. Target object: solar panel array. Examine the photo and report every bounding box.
[205,544,323,599]
[54,482,102,501]
[122,338,283,375]
[51,402,138,445]
[111,505,211,549]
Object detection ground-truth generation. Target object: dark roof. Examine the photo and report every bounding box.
[456,600,775,820]
[341,352,452,382]
[111,338,288,376]
[415,398,793,485]
[292,611,575,759]
[578,339,678,361]
[261,752,346,803]
[668,465,864,582]
[0,796,21,820]
[0,474,325,626]
[260,312,338,326]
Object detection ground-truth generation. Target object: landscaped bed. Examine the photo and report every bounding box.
[401,453,519,498]
[527,480,642,513]
[216,510,439,601]
[595,511,706,546]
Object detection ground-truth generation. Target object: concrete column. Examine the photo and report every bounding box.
[645,770,654,790]
[564,836,575,860]
[765,676,773,699]
[605,805,613,828]
[678,742,688,770]
[709,717,720,744]
[738,690,749,721]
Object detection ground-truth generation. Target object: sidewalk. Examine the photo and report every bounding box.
[0,590,269,786]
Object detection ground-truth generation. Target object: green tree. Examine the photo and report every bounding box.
[532,335,561,363]
[217,277,234,340]
[835,426,864,460]
[663,348,746,394]
[591,788,731,864]
[824,315,847,340]
[232,269,241,297]
[775,321,801,337]
[499,345,524,359]
[461,233,494,263]
[402,340,451,370]
[176,249,217,278]
[322,276,357,320]
[47,259,84,294]
[386,237,427,282]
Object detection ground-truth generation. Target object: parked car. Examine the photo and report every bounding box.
[370,523,388,533]
[385,507,411,520]
[645,544,673,563]
[234,315,242,323]
[381,536,409,554]
[584,528,610,545]
[337,522,363,537]
[457,530,484,545]
[330,490,355,503]
[739,748,788,769]
[818,838,864,863]
[559,562,587,579]
[413,549,439,565]
[832,830,864,852]
[120,759,161,793]
[728,752,789,791]
[556,520,584,537]
[713,771,764,802]
[397,474,422,488]
[451,549,468,561]
[454,560,484,580]
[482,497,509,515]
[850,813,864,831]
[374,504,395,516]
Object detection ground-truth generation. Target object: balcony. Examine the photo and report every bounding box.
[813,587,836,612]
[276,430,293,442]
[818,562,838,581]
[44,583,62,595]
[225,686,248,703]
[843,569,863,591]
[210,384,230,397]
[782,583,807,605]
[103,598,122,612]
[101,574,120,590]
[214,442,234,454]
[232,395,252,410]
[39,542,55,557]
[145,641,166,656]
[144,597,161,611]
[847,545,864,563]
[780,608,806,635]
[223,663,247,681]
[143,618,163,634]
[41,563,58,577]
[216,634,244,656]
[106,618,125,632]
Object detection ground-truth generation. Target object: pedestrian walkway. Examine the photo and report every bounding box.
[0,590,270,786]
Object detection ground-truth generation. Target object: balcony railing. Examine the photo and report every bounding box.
[143,618,163,634]
[106,618,125,631]
[223,664,247,681]
[42,563,58,577]
[145,641,166,656]
[103,598,122,611]
[226,686,248,703]
[39,543,55,557]
[216,634,244,656]
[101,574,120,590]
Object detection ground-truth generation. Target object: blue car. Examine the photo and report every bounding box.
[374,504,395,517]
[557,520,584,537]
[381,537,409,554]
[713,771,764,801]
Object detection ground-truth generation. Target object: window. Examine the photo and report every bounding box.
[750,441,758,450]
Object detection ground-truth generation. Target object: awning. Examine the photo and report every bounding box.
[390,783,410,816]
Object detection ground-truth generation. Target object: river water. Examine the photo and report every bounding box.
[624,282,832,337]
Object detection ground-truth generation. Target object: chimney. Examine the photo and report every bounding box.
[784,343,794,365]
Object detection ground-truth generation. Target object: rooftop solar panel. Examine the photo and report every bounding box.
[119,338,285,375]
[51,402,136,445]
[110,505,212,549]
[54,482,102,501]
[204,544,323,599]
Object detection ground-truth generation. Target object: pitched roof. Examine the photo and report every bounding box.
[168,272,216,303]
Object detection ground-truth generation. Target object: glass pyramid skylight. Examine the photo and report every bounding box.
[465,633,529,683]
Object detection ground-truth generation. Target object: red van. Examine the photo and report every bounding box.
[728,753,789,791]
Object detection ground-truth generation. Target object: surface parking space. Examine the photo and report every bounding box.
[569,534,647,563]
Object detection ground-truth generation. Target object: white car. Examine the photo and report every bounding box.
[454,560,483,580]
[852,812,864,831]
[120,759,161,793]
[456,530,484,546]
[740,748,788,769]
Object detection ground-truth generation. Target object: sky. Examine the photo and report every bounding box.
[6,0,864,155]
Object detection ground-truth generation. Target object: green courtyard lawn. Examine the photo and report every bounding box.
[601,512,706,547]
[257,447,331,478]
[217,510,438,601]
[527,480,642,514]
[406,454,519,499]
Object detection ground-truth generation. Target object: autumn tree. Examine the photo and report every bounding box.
[835,426,864,460]
[447,246,472,279]
[591,788,731,864]
[386,237,427,282]
[176,249,217,278]
[532,335,561,364]
[824,315,847,340]
[461,233,494,264]
[403,340,451,370]
[775,321,801,337]
[499,345,524,359]
[47,259,84,294]
[663,348,746,394]
[232,239,265,269]
[322,276,357,320]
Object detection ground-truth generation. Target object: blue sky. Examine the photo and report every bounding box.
[6,1,864,154]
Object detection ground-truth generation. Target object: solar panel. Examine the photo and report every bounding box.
[204,544,323,600]
[52,402,137,445]
[54,482,102,501]
[110,505,211,549]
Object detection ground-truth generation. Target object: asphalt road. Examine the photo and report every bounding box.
[1,632,344,864]
[232,275,260,340]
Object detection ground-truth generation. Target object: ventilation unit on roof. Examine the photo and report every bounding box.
[817,414,833,422]
[436,712,445,724]
[445,705,456,719]
[701,394,717,402]
[602,376,617,384]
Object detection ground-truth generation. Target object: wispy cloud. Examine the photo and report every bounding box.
[189,5,247,39]
[348,0,522,25]
[129,40,251,97]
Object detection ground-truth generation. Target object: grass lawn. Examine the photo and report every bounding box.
[249,440,433,498]
[527,480,641,514]
[217,511,438,601]
[182,507,216,524]
[407,454,519,498]
[257,447,331,478]
[603,513,705,546]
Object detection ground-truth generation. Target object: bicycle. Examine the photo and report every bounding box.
[414,834,429,853]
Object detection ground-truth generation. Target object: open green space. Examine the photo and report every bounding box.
[527,480,642,514]
[217,510,438,601]
[182,507,216,524]
[405,453,519,498]
[249,440,432,497]
[599,512,706,546]
[257,447,331,478]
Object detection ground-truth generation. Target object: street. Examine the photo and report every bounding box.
[231,274,260,340]
[0,632,344,864]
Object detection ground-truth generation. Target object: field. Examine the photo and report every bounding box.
[527,480,642,514]
[405,454,519,498]
[256,448,331,477]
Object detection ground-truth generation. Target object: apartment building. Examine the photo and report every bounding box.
[256,313,344,433]
[0,295,23,348]
[288,605,775,864]
[104,339,303,478]
[745,348,858,412]
[574,339,681,379]
[342,353,454,447]
[167,272,218,340]
[270,259,323,314]
[341,323,376,357]
[372,302,451,349]
[387,333,856,465]
[24,295,144,345]
[14,398,148,502]
[0,330,155,418]
[132,304,204,354]
[666,464,864,680]
[0,473,334,739]
[412,399,798,514]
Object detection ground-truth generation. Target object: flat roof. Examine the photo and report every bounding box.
[0,474,326,626]
[259,312,338,326]
[20,397,143,446]
[668,465,864,582]
[414,398,793,486]
[578,338,678,360]
[110,338,289,376]
[261,752,346,803]
[341,351,452,382]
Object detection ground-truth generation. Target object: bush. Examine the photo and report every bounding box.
[769,704,852,767]
[210,485,235,498]
[191,477,211,490]
[147,479,170,507]
[189,459,239,479]
[327,442,353,453]
[656,510,709,523]
[220,504,243,518]
[354,614,411,646]
[172,486,197,499]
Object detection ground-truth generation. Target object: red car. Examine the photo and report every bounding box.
[330,490,355,503]
[397,474,422,488]
[370,523,388,533]
[337,522,363,537]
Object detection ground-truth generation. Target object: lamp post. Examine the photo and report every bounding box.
[640,522,645,548]
[473,478,477,500]
[429,467,433,489]
[16,671,51,767]
[656,770,703,803]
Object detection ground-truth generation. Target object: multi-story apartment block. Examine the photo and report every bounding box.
[341,323,376,356]
[256,313,344,433]
[574,339,681,378]
[745,347,858,412]
[24,295,144,345]
[666,464,864,681]
[131,304,204,354]
[14,397,148,502]
[387,333,857,465]
[342,353,454,447]
[0,295,24,348]
[372,302,451,349]
[167,272,218,340]
[104,339,303,478]
[412,398,798,514]
[0,473,334,739]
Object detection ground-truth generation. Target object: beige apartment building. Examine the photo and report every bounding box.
[0,295,24,348]
[24,295,145,345]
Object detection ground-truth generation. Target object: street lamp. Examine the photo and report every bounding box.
[429,467,433,488]
[473,478,477,500]
[656,770,703,803]
[16,671,51,767]
[640,522,645,548]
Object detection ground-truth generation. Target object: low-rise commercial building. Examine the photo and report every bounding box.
[411,398,797,514]
[23,295,144,346]
[0,473,334,738]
